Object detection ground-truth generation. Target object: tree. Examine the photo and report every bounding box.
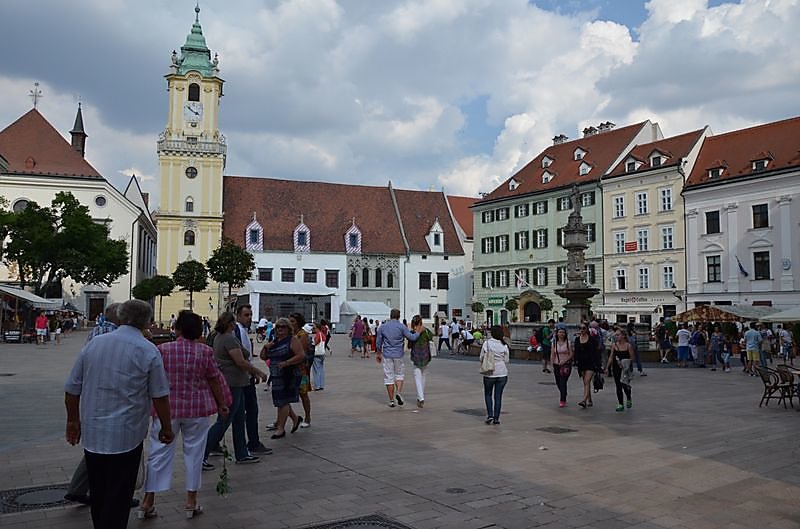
[206,238,255,298]
[471,301,485,313]
[173,260,208,312]
[150,275,175,324]
[539,297,554,313]
[131,275,174,324]
[0,192,128,296]
[505,298,519,323]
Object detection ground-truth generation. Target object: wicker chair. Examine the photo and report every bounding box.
[755,366,790,408]
[774,365,797,408]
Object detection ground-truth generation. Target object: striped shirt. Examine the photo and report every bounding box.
[156,337,221,419]
[65,325,169,454]
[85,321,118,343]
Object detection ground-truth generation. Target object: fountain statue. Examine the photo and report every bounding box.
[554,184,600,324]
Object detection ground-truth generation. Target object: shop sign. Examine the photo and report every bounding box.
[487,296,504,306]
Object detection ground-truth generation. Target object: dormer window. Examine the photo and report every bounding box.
[651,155,662,167]
[345,222,362,254]
[752,159,768,172]
[508,178,520,191]
[579,161,591,176]
[574,148,586,161]
[293,218,310,253]
[426,218,444,253]
[542,156,553,168]
[542,170,554,184]
[245,214,264,252]
[708,168,723,179]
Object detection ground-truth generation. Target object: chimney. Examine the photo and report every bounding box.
[70,103,87,158]
[552,134,568,145]
[142,193,149,208]
[583,126,598,138]
[597,121,615,132]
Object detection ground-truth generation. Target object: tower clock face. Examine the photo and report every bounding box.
[183,101,203,122]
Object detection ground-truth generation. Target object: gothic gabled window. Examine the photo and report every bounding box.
[245,214,263,252]
[294,219,310,253]
[426,218,444,253]
[345,222,362,254]
[188,83,200,102]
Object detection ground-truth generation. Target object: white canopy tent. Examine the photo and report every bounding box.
[338,301,392,333]
[0,285,59,310]
[761,306,800,323]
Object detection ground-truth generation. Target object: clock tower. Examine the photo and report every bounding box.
[155,5,225,319]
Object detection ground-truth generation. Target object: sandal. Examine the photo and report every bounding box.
[136,506,157,520]
[184,505,203,519]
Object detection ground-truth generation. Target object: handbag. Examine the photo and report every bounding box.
[314,341,326,356]
[479,343,495,375]
[559,362,571,377]
[592,370,604,392]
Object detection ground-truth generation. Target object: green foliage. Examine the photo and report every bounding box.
[150,275,175,324]
[0,192,128,296]
[539,297,553,312]
[132,279,156,301]
[505,298,518,312]
[173,260,208,311]
[206,238,255,297]
[471,301,485,313]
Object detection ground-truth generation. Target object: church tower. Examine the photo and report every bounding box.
[155,5,225,319]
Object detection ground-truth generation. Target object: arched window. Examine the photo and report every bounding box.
[184,230,195,246]
[362,268,369,288]
[349,272,357,288]
[387,272,394,288]
[375,268,382,288]
[185,197,194,212]
[188,83,200,102]
[12,199,29,212]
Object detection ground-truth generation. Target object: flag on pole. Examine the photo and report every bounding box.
[515,271,530,291]
[735,255,749,277]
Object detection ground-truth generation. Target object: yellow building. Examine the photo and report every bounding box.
[598,128,709,324]
[155,6,226,321]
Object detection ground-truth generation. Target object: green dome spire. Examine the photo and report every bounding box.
[175,4,216,77]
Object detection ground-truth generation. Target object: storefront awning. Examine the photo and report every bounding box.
[0,285,60,309]
[238,280,337,297]
[593,303,658,315]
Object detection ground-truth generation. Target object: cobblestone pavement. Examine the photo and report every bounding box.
[1,331,798,528]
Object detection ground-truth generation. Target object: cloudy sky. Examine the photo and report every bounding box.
[1,0,798,206]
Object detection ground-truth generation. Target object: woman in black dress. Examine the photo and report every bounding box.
[574,324,600,408]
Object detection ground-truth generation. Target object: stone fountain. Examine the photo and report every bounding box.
[554,184,600,324]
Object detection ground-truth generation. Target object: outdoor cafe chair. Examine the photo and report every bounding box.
[774,365,798,408]
[755,366,793,409]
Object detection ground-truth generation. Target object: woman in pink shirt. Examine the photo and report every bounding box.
[550,328,573,408]
[138,311,229,520]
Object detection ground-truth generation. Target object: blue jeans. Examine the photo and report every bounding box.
[243,381,261,450]
[483,376,508,420]
[205,386,247,461]
[312,355,325,389]
[759,349,769,368]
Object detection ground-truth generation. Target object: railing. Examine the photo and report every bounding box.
[156,139,227,155]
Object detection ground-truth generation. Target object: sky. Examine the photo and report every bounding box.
[0,0,798,207]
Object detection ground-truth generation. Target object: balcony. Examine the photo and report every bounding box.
[157,138,227,155]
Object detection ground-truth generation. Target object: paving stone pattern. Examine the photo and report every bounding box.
[1,331,798,528]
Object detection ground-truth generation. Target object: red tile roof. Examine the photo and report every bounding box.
[607,128,707,177]
[392,189,464,255]
[478,121,649,204]
[0,109,101,178]
[686,116,800,188]
[223,176,464,255]
[447,195,478,239]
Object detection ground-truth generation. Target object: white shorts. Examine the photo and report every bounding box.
[36,329,47,336]
[382,357,405,385]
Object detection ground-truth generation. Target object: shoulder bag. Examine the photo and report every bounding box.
[479,342,495,375]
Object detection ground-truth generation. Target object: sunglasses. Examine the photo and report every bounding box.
[276,324,289,329]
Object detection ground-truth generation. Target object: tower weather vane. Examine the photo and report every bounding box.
[29,82,43,109]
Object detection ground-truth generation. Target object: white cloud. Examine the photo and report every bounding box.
[0,0,797,203]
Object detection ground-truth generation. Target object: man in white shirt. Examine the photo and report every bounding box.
[450,319,461,354]
[676,324,692,368]
[778,324,794,365]
[234,304,272,456]
[437,321,451,354]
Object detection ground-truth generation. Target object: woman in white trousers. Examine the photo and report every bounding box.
[408,315,435,408]
[138,312,229,520]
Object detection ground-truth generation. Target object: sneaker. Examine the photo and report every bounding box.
[417,399,424,408]
[395,394,404,406]
[615,405,624,412]
[626,399,632,409]
[639,370,647,376]
[388,401,396,408]
[299,421,311,428]
[248,444,273,455]
[265,422,277,431]
[485,417,493,424]
[660,358,669,364]
[559,401,566,408]
[492,419,500,425]
[710,367,717,371]
[235,456,261,465]
[208,447,224,457]
[201,461,215,471]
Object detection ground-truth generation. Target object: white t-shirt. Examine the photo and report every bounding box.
[439,324,450,338]
[779,328,793,345]
[450,322,460,336]
[463,330,473,340]
[480,338,509,378]
[676,328,691,346]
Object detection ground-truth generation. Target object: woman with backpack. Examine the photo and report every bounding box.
[408,315,434,408]
[550,327,573,408]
